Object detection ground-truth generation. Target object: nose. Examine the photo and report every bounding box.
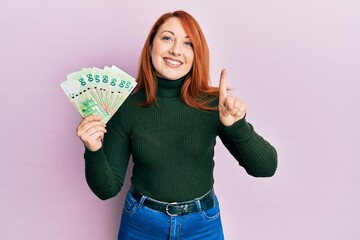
[169,42,181,56]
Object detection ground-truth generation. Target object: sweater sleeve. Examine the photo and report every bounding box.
[83,110,131,200]
[218,117,278,177]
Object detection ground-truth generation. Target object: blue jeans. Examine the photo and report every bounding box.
[118,189,225,240]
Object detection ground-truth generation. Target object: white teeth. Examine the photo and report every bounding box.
[164,58,181,65]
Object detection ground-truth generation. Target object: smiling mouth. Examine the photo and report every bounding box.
[164,58,182,66]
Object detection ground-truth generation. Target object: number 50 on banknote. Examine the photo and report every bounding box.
[60,65,137,123]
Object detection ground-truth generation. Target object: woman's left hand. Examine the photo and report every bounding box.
[218,69,247,126]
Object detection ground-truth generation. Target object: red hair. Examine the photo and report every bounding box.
[135,10,219,110]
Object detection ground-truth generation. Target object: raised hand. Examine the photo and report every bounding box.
[76,115,107,151]
[219,69,247,126]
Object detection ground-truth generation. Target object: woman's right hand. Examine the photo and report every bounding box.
[76,115,107,152]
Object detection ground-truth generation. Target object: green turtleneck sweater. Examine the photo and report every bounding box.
[84,76,277,202]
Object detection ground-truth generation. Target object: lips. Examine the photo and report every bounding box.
[163,57,182,66]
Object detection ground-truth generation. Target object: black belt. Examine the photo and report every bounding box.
[130,187,215,216]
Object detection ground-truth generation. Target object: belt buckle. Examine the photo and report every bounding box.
[165,202,178,216]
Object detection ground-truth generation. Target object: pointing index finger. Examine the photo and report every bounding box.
[219,69,227,102]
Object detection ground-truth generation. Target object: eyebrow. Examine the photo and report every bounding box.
[161,30,189,38]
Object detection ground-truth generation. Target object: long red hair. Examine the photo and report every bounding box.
[135,10,219,110]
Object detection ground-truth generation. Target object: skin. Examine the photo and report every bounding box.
[76,17,247,151]
[218,69,247,126]
[150,17,194,80]
[76,115,106,152]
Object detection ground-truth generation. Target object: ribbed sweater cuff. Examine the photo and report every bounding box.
[222,117,253,141]
[84,147,106,164]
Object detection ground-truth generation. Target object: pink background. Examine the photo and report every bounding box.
[1,0,359,239]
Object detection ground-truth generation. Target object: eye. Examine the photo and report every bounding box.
[162,36,173,41]
[184,41,193,48]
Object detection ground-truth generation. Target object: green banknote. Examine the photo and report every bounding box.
[61,65,137,123]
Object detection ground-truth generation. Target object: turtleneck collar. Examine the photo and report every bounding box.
[156,75,187,98]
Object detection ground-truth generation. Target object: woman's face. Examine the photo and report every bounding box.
[150,17,194,80]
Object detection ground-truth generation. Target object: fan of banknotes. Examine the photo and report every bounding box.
[61,65,137,123]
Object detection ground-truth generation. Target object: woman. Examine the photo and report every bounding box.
[76,10,277,240]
